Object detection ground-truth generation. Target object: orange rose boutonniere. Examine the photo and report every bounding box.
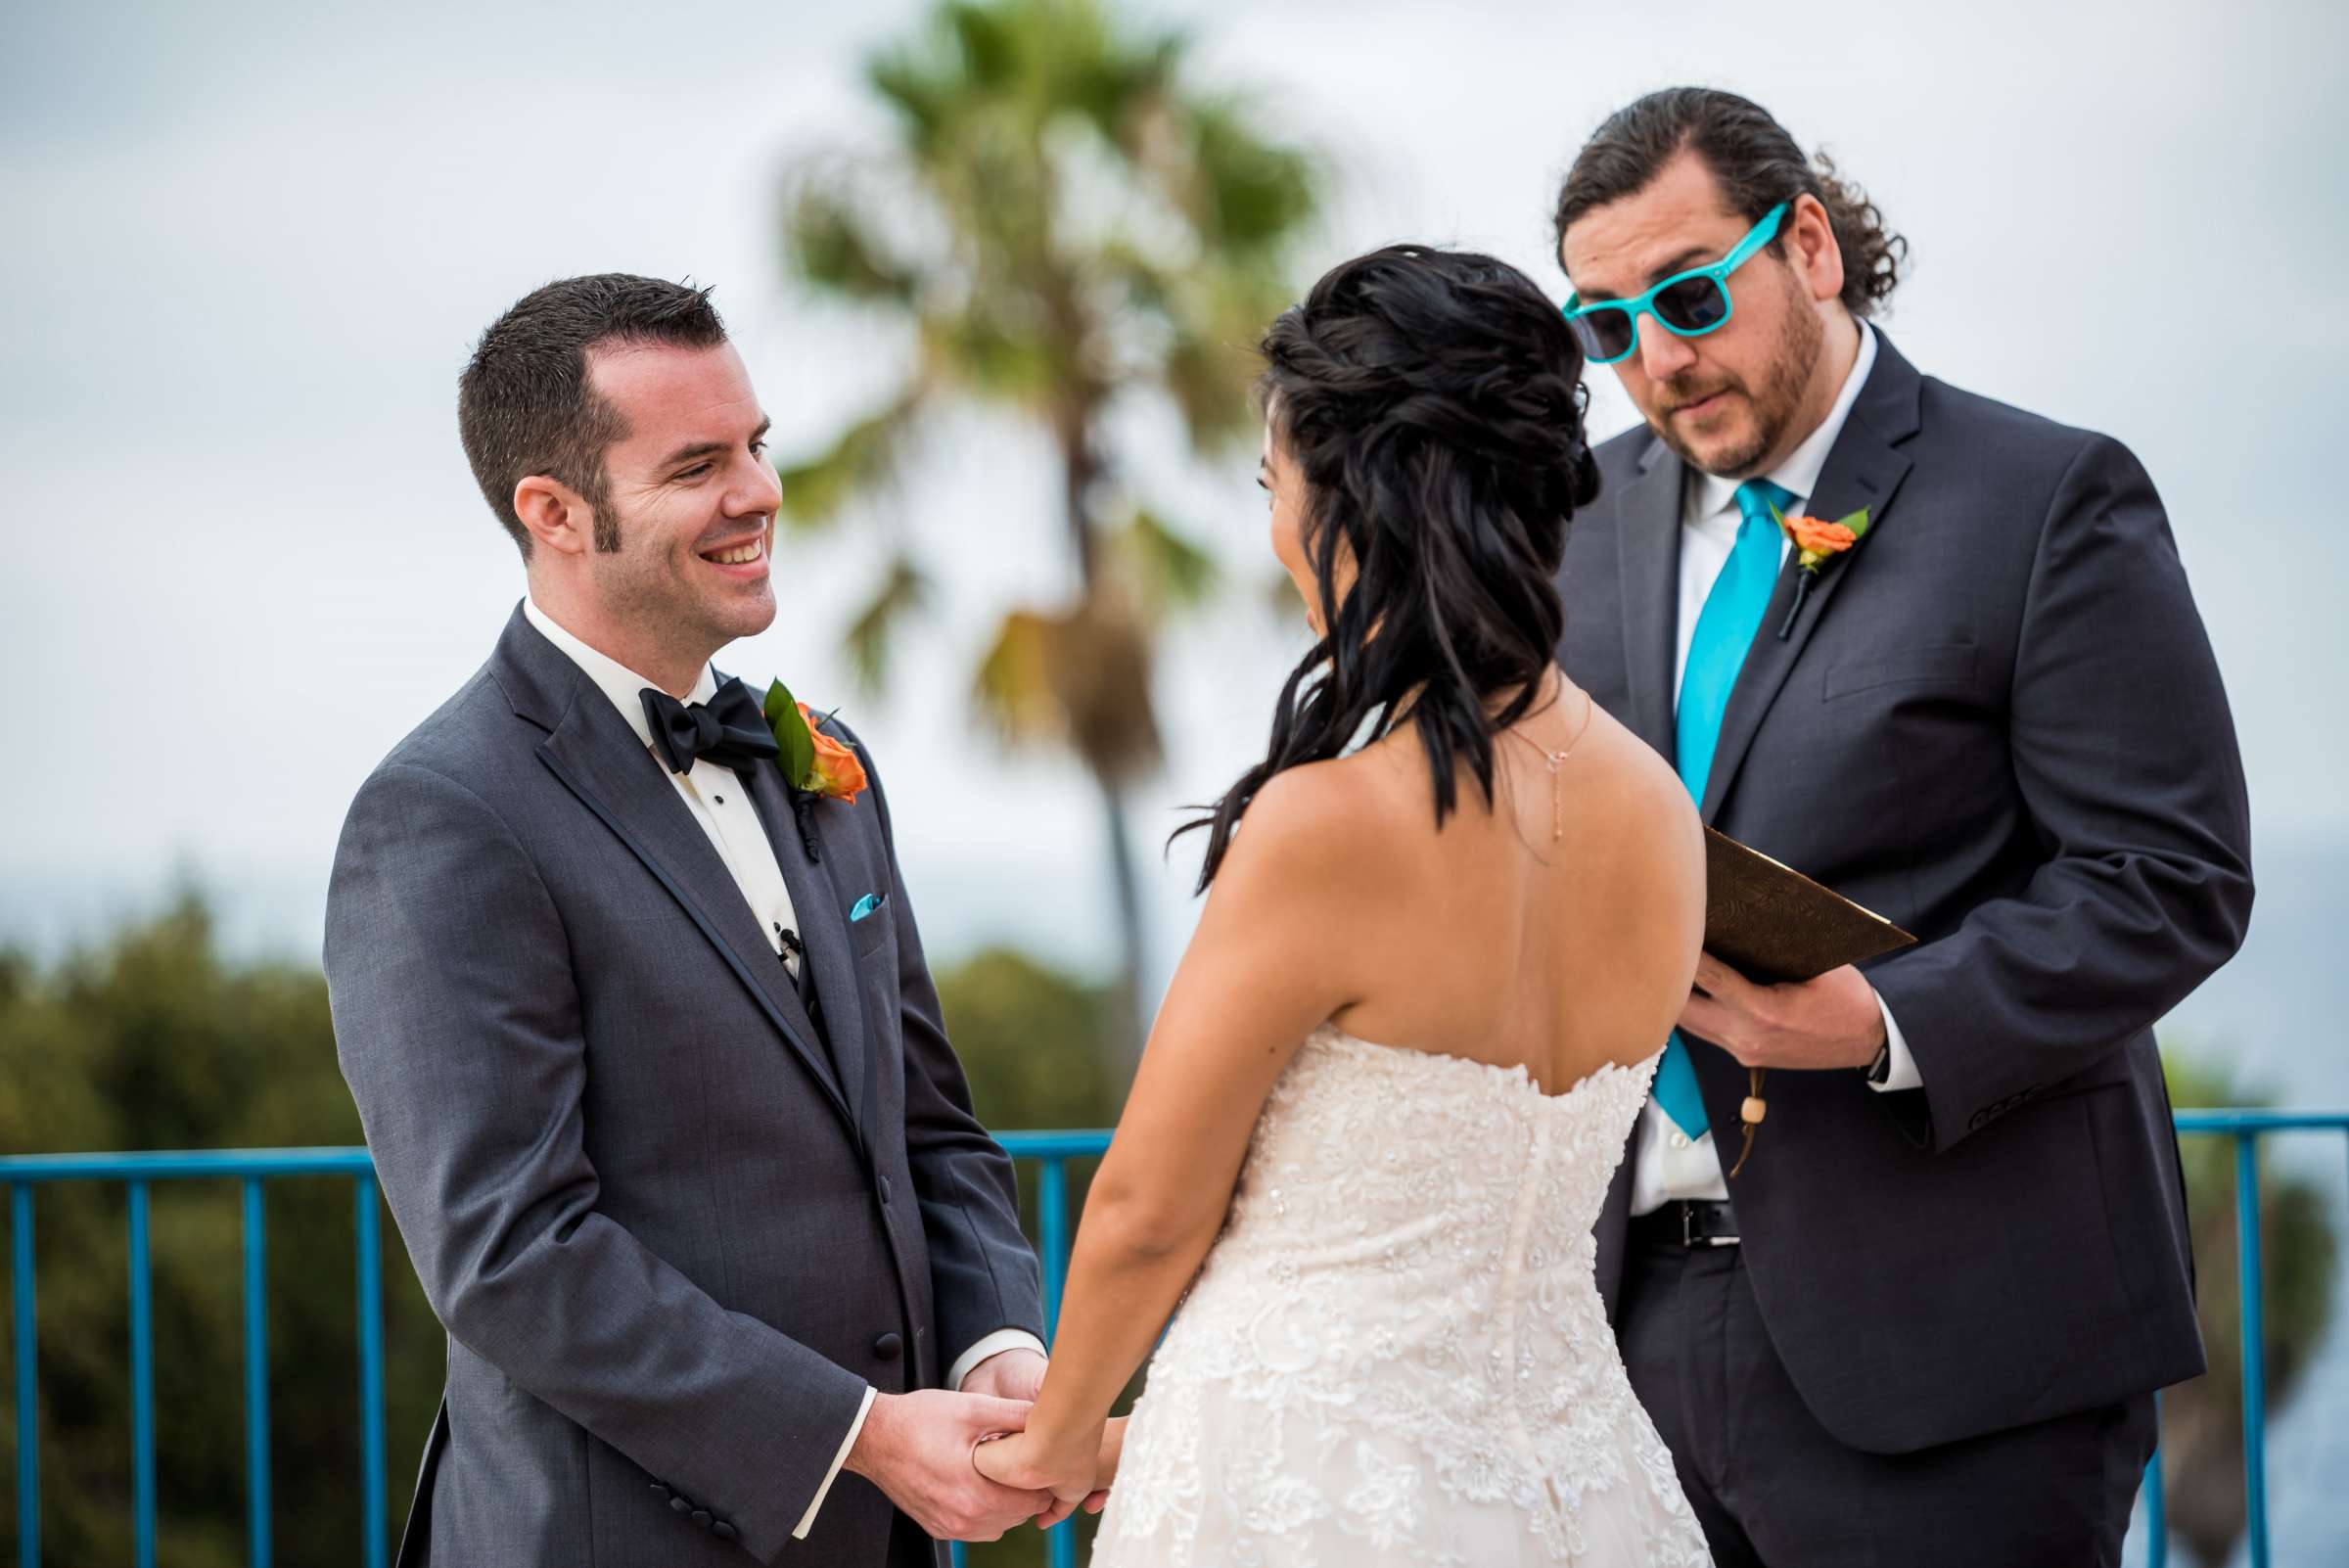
[760,680,868,804]
[760,679,869,861]
[804,721,868,804]
[1770,503,1872,638]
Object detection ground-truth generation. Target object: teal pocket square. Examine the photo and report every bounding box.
[851,893,887,922]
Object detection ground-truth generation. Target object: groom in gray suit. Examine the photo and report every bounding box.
[1550,93,2252,1564]
[327,274,1054,1567]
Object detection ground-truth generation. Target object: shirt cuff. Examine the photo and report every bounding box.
[1867,989,1923,1093]
[791,1384,877,1541]
[948,1329,1049,1392]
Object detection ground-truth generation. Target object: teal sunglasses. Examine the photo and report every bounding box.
[1563,202,1788,365]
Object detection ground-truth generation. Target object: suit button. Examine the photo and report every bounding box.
[649,1482,671,1499]
[691,1509,713,1528]
[713,1521,739,1542]
[669,1497,691,1514]
[873,1331,903,1360]
[879,1175,894,1205]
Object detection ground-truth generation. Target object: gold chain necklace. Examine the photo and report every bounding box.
[1503,690,1596,842]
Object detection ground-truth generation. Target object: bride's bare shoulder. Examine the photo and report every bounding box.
[1566,704,1705,885]
[1217,752,1424,890]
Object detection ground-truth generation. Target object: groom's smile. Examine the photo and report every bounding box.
[698,527,772,578]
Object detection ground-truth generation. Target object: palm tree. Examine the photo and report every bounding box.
[774,0,1322,1072]
[2157,1046,2339,1568]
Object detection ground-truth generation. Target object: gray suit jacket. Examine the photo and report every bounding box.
[325,607,1042,1567]
[1557,334,2251,1453]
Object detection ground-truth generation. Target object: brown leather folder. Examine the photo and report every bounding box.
[1704,827,1917,984]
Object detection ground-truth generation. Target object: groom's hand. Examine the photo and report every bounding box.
[845,1390,1053,1543]
[1680,954,1886,1072]
[959,1347,1046,1404]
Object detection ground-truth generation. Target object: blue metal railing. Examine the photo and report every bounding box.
[1,1148,387,1568]
[2144,1110,2349,1568]
[3,1117,2341,1568]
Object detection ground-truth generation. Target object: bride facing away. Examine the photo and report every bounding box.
[976,245,1713,1566]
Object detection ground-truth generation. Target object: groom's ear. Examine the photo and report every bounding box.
[513,474,595,558]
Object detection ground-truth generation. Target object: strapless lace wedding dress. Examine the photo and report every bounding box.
[1090,1026,1711,1566]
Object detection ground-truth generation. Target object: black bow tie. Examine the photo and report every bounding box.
[641,677,780,778]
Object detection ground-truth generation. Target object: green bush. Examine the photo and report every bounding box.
[0,895,1121,1564]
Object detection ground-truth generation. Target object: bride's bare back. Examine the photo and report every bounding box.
[1315,682,1705,1096]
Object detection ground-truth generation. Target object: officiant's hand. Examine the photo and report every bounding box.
[1680,954,1886,1072]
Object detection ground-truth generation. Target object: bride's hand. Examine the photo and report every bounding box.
[972,1422,1103,1516]
[1030,1416,1126,1529]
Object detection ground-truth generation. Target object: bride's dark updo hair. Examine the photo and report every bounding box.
[1184,244,1600,889]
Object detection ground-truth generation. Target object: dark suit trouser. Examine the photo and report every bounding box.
[1620,1235,2156,1568]
[891,1512,944,1568]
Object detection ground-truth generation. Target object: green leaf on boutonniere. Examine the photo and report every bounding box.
[761,678,816,790]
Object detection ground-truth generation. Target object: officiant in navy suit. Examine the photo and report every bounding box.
[326,275,1056,1567]
[1550,91,2252,1565]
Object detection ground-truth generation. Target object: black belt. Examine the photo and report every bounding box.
[1629,1198,1740,1249]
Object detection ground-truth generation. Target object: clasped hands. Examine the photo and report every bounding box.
[847,1349,1116,1542]
[972,1415,1125,1531]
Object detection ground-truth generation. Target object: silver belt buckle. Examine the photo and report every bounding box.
[1681,1202,1739,1248]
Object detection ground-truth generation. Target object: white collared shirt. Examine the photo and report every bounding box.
[1631,322,1923,1218]
[522,597,1044,1537]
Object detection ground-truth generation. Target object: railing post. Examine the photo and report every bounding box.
[2234,1130,2268,1568]
[1037,1158,1070,1341]
[355,1176,389,1568]
[1035,1157,1076,1568]
[242,1178,273,1568]
[10,1183,36,1568]
[128,1182,158,1568]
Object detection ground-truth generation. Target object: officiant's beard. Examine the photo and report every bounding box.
[1652,271,1822,481]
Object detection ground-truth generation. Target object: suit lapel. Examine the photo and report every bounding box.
[1697,335,1924,824]
[743,754,874,1152]
[1615,436,1685,762]
[524,649,858,1145]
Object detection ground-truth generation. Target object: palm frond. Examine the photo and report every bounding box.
[973,607,1063,745]
[973,596,1162,784]
[1184,99,1321,255]
[773,391,924,530]
[841,554,933,695]
[781,175,923,305]
[1121,508,1221,618]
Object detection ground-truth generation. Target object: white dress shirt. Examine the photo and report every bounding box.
[523,598,1045,1537]
[1629,322,1923,1218]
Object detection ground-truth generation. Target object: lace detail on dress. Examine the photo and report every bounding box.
[1093,1027,1712,1567]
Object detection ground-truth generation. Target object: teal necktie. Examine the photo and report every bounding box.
[1652,478,1793,1139]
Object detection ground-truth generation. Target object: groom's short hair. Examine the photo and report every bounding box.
[459,274,730,558]
[1552,88,1906,319]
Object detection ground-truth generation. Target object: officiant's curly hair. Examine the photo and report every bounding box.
[1180,247,1599,890]
[459,274,729,558]
[1553,88,1906,317]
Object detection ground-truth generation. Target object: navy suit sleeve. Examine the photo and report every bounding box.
[846,732,1047,1364]
[1866,434,2253,1148]
[325,761,870,1560]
